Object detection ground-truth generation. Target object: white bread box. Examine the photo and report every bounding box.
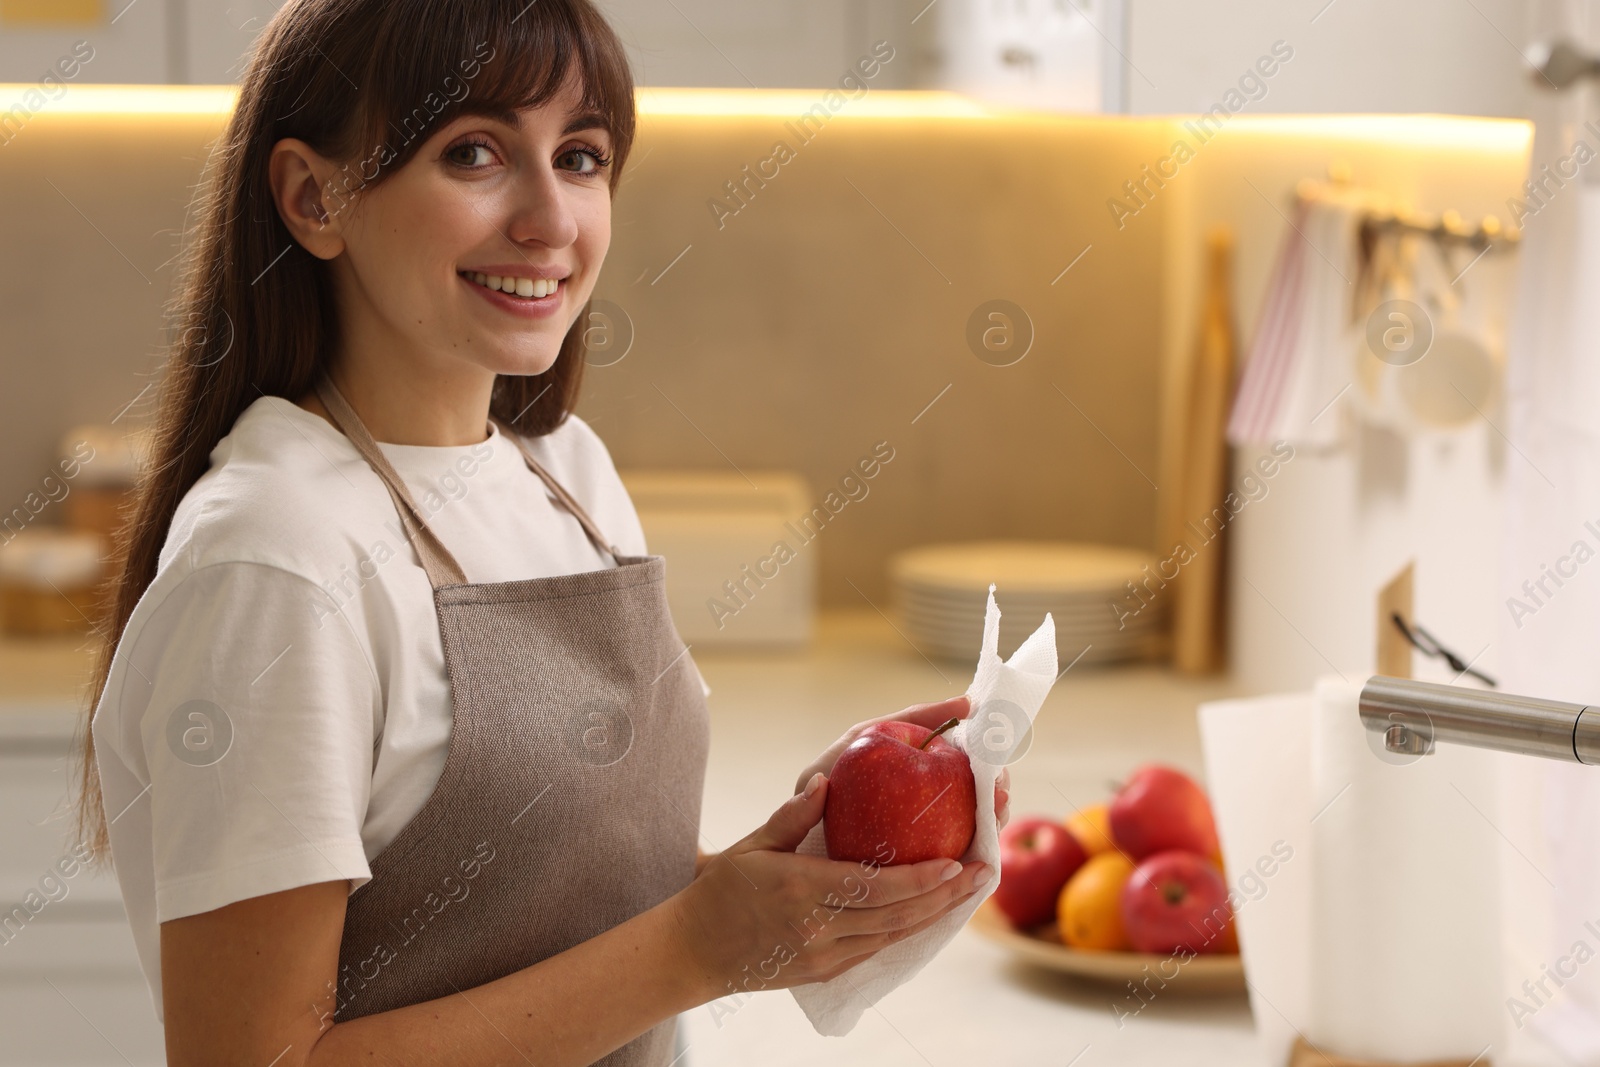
[618,470,814,647]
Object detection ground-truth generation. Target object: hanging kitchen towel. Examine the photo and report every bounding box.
[1227,195,1311,446]
[1228,194,1363,449]
[789,585,1058,1036]
[1277,198,1362,449]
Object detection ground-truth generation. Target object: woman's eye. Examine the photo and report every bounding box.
[556,147,599,174]
[446,142,494,168]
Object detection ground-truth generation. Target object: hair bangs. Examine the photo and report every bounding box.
[346,0,636,194]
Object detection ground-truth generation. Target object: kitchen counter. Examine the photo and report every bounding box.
[682,610,1260,1067]
[0,613,1263,1066]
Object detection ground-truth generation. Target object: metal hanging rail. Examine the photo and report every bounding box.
[1295,175,1522,253]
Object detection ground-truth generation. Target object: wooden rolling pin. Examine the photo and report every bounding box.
[1172,224,1236,673]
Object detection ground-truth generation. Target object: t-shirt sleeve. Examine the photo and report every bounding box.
[106,560,382,922]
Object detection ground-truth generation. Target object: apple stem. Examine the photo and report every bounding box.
[918,717,962,750]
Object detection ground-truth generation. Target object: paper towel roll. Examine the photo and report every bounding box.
[1197,691,1316,1067]
[1308,675,1501,1061]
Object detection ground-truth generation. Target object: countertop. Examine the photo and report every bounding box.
[681,610,1260,1067]
[0,614,1264,1066]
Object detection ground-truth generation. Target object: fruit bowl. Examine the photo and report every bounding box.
[968,899,1245,992]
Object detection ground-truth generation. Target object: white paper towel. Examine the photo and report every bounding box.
[1200,680,1508,1066]
[1197,690,1317,1067]
[789,584,1059,1036]
[1307,675,1501,1062]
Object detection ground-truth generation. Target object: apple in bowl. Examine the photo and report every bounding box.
[1108,764,1220,860]
[1120,850,1232,956]
[993,817,1088,928]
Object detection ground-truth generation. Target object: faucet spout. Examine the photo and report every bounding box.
[1359,675,1600,764]
[1383,721,1433,756]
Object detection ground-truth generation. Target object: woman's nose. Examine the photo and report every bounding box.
[503,165,579,249]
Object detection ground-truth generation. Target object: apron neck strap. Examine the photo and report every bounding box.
[313,375,626,587]
[314,374,470,589]
[489,416,623,563]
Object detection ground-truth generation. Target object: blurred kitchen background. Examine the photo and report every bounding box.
[6,1,1600,1065]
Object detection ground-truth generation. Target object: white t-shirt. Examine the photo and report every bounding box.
[90,394,707,1021]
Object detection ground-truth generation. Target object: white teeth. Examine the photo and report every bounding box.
[465,272,560,298]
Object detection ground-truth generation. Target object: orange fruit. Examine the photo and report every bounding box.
[1063,803,1116,856]
[1215,913,1240,954]
[1057,851,1136,951]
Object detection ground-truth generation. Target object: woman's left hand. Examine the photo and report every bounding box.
[791,694,1012,833]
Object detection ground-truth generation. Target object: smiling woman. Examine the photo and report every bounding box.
[71,2,998,1066]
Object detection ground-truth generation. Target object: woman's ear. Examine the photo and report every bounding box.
[268,138,346,260]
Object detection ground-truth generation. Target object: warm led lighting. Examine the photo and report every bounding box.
[634,87,992,119]
[1217,113,1533,154]
[0,84,1535,158]
[0,83,239,114]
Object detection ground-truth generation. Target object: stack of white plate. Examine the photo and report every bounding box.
[889,541,1168,666]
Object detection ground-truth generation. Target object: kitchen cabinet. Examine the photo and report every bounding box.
[0,703,165,1066]
[1127,0,1532,118]
[0,0,1535,119]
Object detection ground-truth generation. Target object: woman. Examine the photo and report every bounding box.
[76,2,1004,1064]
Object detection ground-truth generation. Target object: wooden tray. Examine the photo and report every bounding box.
[968,899,1246,992]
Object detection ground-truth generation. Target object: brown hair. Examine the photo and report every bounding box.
[72,0,637,861]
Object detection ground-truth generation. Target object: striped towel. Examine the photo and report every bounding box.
[1228,195,1361,448]
[1228,197,1312,445]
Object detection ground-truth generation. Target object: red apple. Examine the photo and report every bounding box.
[824,717,976,865]
[1120,850,1232,956]
[994,817,1088,929]
[1108,764,1219,860]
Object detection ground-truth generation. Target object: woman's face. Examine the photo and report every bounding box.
[326,71,614,379]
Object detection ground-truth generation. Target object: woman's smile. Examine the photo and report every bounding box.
[457,267,568,319]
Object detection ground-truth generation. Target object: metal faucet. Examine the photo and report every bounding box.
[1526,39,1600,91]
[1358,675,1600,764]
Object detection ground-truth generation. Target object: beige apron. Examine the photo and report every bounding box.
[314,376,709,1066]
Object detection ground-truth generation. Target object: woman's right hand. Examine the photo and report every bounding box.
[666,772,992,998]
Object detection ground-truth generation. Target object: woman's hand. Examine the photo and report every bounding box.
[791,694,1012,834]
[668,774,993,993]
